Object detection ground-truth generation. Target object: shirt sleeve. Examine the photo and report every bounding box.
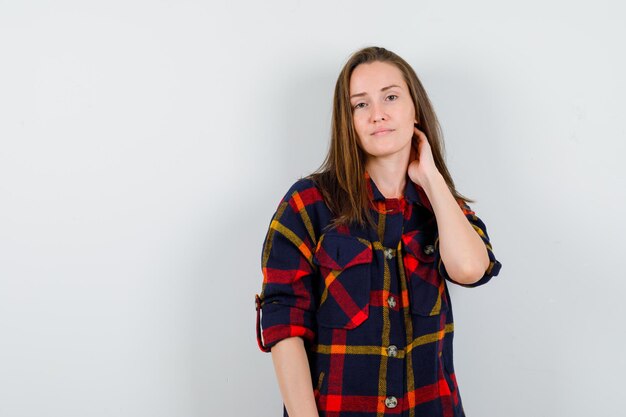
[434,200,502,288]
[254,186,318,353]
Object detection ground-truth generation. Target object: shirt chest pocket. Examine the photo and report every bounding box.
[401,229,448,316]
[312,233,373,329]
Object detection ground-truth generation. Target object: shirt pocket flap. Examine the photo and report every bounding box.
[312,233,373,329]
[401,229,448,316]
[313,234,373,270]
[401,229,436,263]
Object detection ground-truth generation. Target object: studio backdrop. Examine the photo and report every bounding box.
[0,1,624,416]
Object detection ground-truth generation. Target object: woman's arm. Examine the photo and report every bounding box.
[422,170,490,285]
[271,336,319,417]
[408,127,492,286]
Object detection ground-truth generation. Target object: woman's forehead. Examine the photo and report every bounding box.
[349,62,407,94]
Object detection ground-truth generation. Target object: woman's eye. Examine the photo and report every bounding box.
[353,96,396,110]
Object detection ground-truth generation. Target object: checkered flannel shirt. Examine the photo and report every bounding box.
[255,170,502,417]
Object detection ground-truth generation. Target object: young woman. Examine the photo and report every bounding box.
[255,46,502,417]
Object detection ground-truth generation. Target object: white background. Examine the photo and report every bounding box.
[1,1,624,416]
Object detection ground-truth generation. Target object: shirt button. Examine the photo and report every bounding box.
[387,295,396,308]
[384,248,393,260]
[385,396,397,408]
[387,345,398,357]
[423,244,435,255]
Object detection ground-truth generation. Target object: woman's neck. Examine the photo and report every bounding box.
[365,157,409,199]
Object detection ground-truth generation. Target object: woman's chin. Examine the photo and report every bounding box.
[363,142,411,159]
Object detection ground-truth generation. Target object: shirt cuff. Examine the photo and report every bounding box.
[255,294,316,352]
[436,238,502,288]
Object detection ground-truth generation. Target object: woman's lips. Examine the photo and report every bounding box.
[372,129,394,136]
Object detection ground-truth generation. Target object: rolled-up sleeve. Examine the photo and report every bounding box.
[254,189,318,352]
[435,200,502,288]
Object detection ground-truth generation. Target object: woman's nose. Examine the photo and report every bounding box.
[371,103,387,122]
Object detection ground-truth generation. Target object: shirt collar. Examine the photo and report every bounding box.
[364,170,433,213]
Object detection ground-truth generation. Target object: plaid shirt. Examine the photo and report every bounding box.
[255,170,502,417]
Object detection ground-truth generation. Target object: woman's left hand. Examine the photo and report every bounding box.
[407,126,440,187]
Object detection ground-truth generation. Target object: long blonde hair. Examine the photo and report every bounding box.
[307,46,474,230]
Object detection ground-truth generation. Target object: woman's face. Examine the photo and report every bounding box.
[349,61,417,160]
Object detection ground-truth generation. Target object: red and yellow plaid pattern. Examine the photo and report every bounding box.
[255,171,502,416]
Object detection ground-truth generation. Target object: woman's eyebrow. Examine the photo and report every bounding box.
[350,84,402,99]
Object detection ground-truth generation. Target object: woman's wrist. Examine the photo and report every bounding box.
[420,170,445,195]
